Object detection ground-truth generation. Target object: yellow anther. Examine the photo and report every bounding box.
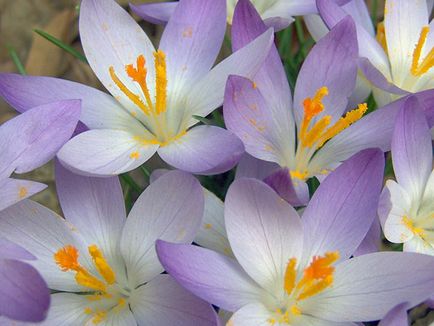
[154,50,168,115]
[290,170,308,181]
[411,26,434,76]
[75,269,107,292]
[297,275,333,300]
[290,305,301,315]
[284,258,297,295]
[376,21,388,54]
[88,245,116,285]
[54,245,80,272]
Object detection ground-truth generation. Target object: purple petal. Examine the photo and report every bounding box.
[0,100,80,179]
[263,168,309,206]
[121,170,203,286]
[129,2,177,25]
[392,96,432,202]
[0,238,35,261]
[0,178,46,212]
[156,240,262,312]
[378,303,409,326]
[157,125,244,175]
[293,16,358,126]
[302,149,384,262]
[352,218,381,257]
[130,274,218,325]
[225,178,303,289]
[0,259,50,322]
[312,252,434,322]
[235,153,279,180]
[223,75,292,165]
[358,58,408,95]
[159,0,226,97]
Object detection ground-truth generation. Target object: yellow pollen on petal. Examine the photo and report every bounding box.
[290,170,308,181]
[376,21,388,54]
[88,245,116,285]
[411,26,434,76]
[18,186,28,199]
[91,311,107,325]
[402,216,426,238]
[129,151,140,159]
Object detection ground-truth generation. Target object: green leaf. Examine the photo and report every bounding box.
[120,173,142,193]
[7,45,27,75]
[307,176,320,197]
[33,29,88,63]
[192,115,212,125]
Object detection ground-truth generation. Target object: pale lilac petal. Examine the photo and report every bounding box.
[353,218,381,257]
[120,170,203,286]
[156,241,262,312]
[302,149,384,262]
[263,0,350,16]
[0,238,35,260]
[0,74,144,132]
[130,274,217,325]
[235,153,279,180]
[0,178,46,212]
[157,125,244,175]
[223,75,291,165]
[311,252,434,322]
[79,0,156,108]
[185,29,274,120]
[129,2,177,25]
[159,0,226,101]
[57,129,159,176]
[45,293,93,325]
[227,303,270,326]
[263,168,308,206]
[378,303,409,326]
[225,178,303,289]
[392,97,432,202]
[0,100,80,179]
[0,259,50,322]
[263,16,294,32]
[293,17,358,126]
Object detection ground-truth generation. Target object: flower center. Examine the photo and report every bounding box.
[411,26,434,77]
[267,251,340,325]
[401,210,434,244]
[292,87,367,180]
[54,245,129,324]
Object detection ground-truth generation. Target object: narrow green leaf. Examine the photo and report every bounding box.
[7,45,27,75]
[212,110,225,128]
[120,173,142,193]
[307,176,320,197]
[371,0,379,25]
[34,29,88,63]
[192,115,212,125]
[140,165,151,179]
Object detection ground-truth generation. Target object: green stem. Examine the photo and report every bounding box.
[120,174,142,193]
[7,45,26,75]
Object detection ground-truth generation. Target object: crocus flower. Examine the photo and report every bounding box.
[157,149,434,324]
[0,0,274,177]
[378,97,434,255]
[0,100,81,211]
[0,166,219,325]
[224,0,434,205]
[0,237,50,323]
[130,0,352,32]
[317,0,434,107]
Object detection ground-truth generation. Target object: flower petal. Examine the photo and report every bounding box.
[130,274,218,325]
[391,96,432,202]
[185,28,274,120]
[235,153,279,180]
[0,259,50,322]
[0,100,81,179]
[227,302,270,326]
[0,178,46,212]
[225,178,303,289]
[156,240,262,312]
[57,129,159,176]
[0,237,35,260]
[311,252,434,322]
[293,16,358,126]
[352,218,381,257]
[378,303,409,326]
[129,1,177,25]
[302,149,384,262]
[120,170,203,286]
[157,125,244,175]
[45,293,93,325]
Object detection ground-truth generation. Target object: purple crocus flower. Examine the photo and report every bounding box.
[223,0,434,205]
[0,100,81,211]
[378,97,434,255]
[130,0,352,32]
[0,165,219,325]
[0,0,275,177]
[157,149,434,324]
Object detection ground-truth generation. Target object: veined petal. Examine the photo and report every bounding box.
[120,170,203,287]
[311,252,434,322]
[185,28,274,121]
[157,125,244,175]
[378,303,409,326]
[227,302,271,326]
[156,241,262,312]
[44,293,93,325]
[0,178,46,212]
[302,149,384,263]
[391,97,432,203]
[225,178,303,289]
[0,259,50,322]
[0,100,81,179]
[130,274,217,326]
[57,129,159,176]
[129,1,177,25]
[352,218,381,257]
[235,153,280,180]
[79,0,156,111]
[0,238,35,260]
[294,17,358,126]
